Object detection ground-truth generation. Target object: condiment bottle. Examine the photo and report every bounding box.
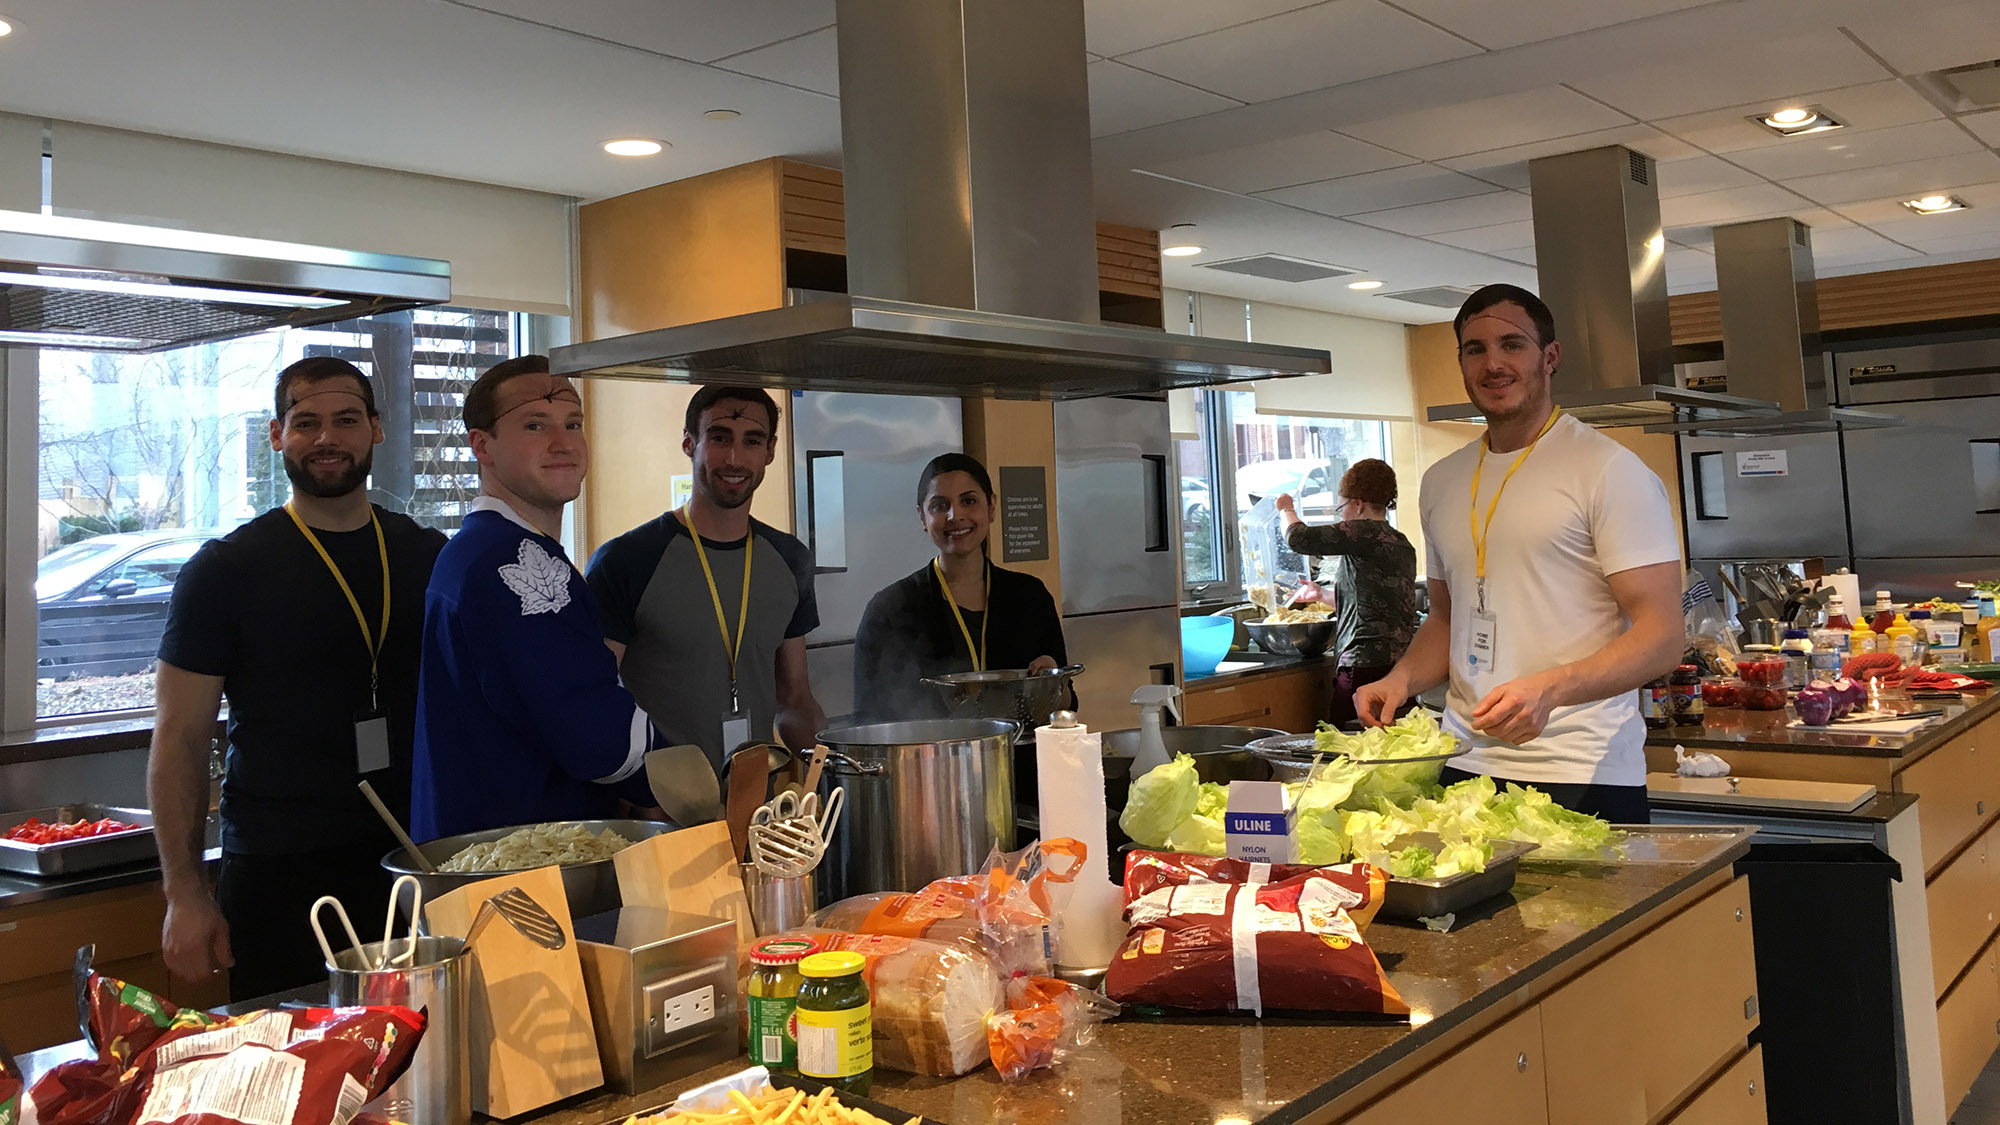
[1640,674,1672,729]
[1980,606,2000,666]
[1849,615,1878,655]
[1912,609,1944,663]
[1884,613,1920,665]
[795,951,872,1095]
[1824,595,1853,637]
[1871,590,1897,634]
[1961,605,1982,662]
[748,938,817,1070]
[1669,664,1705,724]
[1779,629,1813,688]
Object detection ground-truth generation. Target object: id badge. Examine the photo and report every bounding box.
[355,710,392,774]
[1468,609,1499,684]
[721,712,751,753]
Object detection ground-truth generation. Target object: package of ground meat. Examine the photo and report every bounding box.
[1105,851,1406,1017]
[25,967,423,1125]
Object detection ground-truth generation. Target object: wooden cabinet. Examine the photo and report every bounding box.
[1183,663,1334,732]
[0,881,226,1052]
[1662,1046,1765,1125]
[1344,1006,1548,1125]
[1927,821,2000,1000]
[1899,728,2000,877]
[1542,878,1758,1125]
[1938,939,2000,1113]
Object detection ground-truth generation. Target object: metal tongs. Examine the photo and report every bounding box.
[312,873,422,971]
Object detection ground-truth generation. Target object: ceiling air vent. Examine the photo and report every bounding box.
[1196,254,1357,283]
[1378,285,1476,309]
[1628,150,1651,186]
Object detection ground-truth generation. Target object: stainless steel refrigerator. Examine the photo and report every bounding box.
[1054,396,1182,732]
[790,390,964,721]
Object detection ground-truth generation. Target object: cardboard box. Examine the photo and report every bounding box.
[1223,781,1296,863]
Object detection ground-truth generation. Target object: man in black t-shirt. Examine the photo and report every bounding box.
[150,356,446,1001]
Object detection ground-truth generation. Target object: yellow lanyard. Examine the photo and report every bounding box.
[284,503,390,705]
[933,558,990,672]
[683,506,752,688]
[1469,408,1561,609]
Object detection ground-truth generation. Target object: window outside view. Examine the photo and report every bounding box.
[34,307,516,719]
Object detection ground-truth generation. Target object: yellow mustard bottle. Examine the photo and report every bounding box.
[1849,617,1877,655]
[1884,613,1919,664]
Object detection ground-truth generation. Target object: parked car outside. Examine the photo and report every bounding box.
[37,529,225,679]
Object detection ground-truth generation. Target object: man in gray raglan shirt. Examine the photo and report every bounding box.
[585,385,826,774]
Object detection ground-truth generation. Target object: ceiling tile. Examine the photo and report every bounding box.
[1438,124,1701,189]
[1495,246,1537,266]
[1338,86,1632,161]
[1143,130,1413,193]
[1651,80,1944,155]
[713,26,837,95]
[1784,152,2000,208]
[1655,155,1764,199]
[1659,183,1810,227]
[1382,0,1714,51]
[1665,227,1714,251]
[1805,226,1907,261]
[1665,248,1718,291]
[1964,110,2000,148]
[1730,118,1983,182]
[1256,164,1506,215]
[1350,190,1533,235]
[1895,229,2000,255]
[1084,0,1323,57]
[459,0,834,63]
[1116,1,1481,104]
[1569,29,1890,121]
[1841,1,2000,76]
[1087,60,1242,136]
[1428,219,1537,252]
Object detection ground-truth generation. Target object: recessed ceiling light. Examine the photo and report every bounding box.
[1749,105,1843,137]
[602,138,666,157]
[1160,224,1202,257]
[1347,280,1384,290]
[703,109,741,122]
[1903,193,1969,215]
[0,16,15,37]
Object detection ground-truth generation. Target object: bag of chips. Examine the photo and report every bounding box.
[1104,851,1406,1017]
[25,963,423,1125]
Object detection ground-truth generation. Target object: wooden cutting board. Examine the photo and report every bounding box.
[1647,772,1877,813]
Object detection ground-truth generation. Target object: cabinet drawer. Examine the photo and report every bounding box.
[1183,680,1274,726]
[1543,878,1758,1125]
[1928,823,2000,1000]
[0,883,166,986]
[1902,731,2000,876]
[1938,940,2000,1115]
[1662,1045,1764,1125]
[0,952,167,1053]
[1342,1005,1548,1125]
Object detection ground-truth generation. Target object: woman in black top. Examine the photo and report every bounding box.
[1276,458,1418,728]
[853,453,1069,723]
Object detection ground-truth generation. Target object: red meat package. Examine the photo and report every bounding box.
[1105,850,1407,1018]
[25,969,424,1125]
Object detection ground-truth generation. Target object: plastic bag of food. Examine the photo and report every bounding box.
[3,1038,23,1125]
[25,962,423,1125]
[984,976,1119,1082]
[1106,851,1405,1017]
[809,839,1083,977]
[742,930,1002,1077]
[1682,569,1740,675]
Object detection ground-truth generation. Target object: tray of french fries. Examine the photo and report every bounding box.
[625,1068,933,1125]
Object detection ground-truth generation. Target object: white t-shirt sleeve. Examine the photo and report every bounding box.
[1591,450,1683,577]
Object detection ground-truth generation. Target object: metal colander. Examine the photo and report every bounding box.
[922,664,1084,730]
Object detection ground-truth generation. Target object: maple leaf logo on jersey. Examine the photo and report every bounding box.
[498,539,571,616]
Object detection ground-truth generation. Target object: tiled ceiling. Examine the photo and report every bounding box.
[0,0,1995,323]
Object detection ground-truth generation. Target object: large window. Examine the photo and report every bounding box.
[1178,389,1393,605]
[30,307,530,721]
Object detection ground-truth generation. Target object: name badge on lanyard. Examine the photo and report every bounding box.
[286,503,393,776]
[1469,601,1499,686]
[1466,410,1558,691]
[686,506,754,754]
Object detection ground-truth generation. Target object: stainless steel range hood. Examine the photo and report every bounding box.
[1641,216,1899,437]
[0,209,451,353]
[550,0,1329,398]
[1427,146,1784,429]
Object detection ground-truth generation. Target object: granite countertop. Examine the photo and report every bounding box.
[1645,685,2000,760]
[18,846,1751,1125]
[1186,651,1324,687]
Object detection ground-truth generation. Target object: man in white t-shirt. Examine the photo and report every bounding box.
[1353,284,1685,820]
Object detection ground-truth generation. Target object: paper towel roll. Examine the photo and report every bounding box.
[1034,722,1126,969]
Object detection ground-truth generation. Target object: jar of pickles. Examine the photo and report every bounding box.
[747,938,817,1069]
[795,951,872,1095]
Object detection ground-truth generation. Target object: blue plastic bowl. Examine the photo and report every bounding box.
[1181,615,1236,677]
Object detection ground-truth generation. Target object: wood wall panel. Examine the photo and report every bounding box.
[1671,258,2000,345]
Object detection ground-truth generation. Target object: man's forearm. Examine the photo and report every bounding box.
[1541,612,1684,709]
[148,727,214,899]
[1386,609,1452,697]
[778,703,826,755]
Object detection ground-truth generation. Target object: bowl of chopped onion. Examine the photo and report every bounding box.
[382,818,677,920]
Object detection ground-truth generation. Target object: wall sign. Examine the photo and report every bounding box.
[998,466,1050,563]
[1736,450,1788,478]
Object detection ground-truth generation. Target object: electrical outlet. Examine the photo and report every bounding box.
[660,985,716,1035]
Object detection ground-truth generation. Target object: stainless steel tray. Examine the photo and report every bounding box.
[1519,823,1758,866]
[0,804,156,877]
[1376,832,1538,920]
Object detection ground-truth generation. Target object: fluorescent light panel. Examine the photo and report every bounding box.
[0,269,346,308]
[0,329,167,349]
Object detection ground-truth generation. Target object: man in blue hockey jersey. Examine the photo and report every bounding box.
[410,355,657,840]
